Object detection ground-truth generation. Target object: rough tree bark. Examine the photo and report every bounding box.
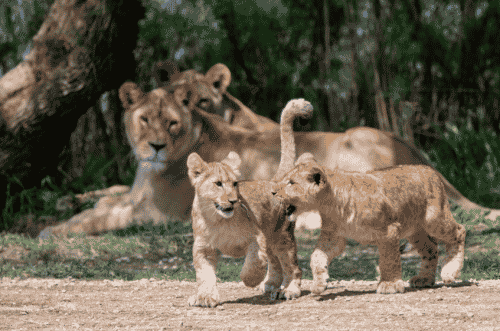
[0,0,144,190]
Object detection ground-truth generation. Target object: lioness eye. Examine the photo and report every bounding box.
[141,116,148,124]
[183,99,189,106]
[215,181,222,187]
[233,182,238,187]
[288,180,295,185]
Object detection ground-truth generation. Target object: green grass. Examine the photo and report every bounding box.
[1,206,500,283]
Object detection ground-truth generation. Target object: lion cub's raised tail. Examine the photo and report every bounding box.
[273,99,313,182]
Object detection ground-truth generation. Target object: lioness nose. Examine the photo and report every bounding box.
[149,143,166,152]
[271,191,277,195]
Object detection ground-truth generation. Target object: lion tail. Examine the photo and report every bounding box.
[272,99,314,182]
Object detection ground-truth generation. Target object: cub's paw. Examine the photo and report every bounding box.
[260,283,280,301]
[280,282,301,300]
[310,281,327,295]
[441,274,458,285]
[377,279,406,294]
[441,268,461,284]
[188,288,220,308]
[269,288,280,301]
[409,276,435,288]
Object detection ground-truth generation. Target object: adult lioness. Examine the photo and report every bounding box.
[153,61,500,219]
[274,153,466,295]
[187,99,312,307]
[39,63,500,237]
[39,83,202,236]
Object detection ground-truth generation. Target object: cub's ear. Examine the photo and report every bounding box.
[295,152,315,165]
[174,85,197,111]
[222,151,241,177]
[205,63,231,94]
[187,152,208,185]
[119,82,144,109]
[307,166,326,187]
[153,61,180,88]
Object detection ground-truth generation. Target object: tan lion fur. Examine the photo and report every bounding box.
[187,99,312,308]
[274,153,466,295]
[39,62,500,238]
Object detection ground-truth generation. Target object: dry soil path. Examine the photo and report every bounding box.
[1,277,499,330]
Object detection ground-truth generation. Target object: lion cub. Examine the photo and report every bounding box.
[274,153,466,295]
[187,99,312,308]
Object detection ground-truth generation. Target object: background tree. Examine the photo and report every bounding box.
[0,0,144,229]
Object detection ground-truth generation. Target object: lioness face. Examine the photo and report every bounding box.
[187,152,241,219]
[119,82,201,170]
[275,153,327,213]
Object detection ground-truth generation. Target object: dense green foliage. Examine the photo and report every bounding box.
[1,0,500,231]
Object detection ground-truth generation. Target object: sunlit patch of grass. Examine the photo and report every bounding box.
[1,195,500,284]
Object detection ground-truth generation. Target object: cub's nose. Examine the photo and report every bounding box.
[229,198,238,205]
[149,142,166,152]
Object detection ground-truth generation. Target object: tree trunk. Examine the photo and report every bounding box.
[0,0,144,190]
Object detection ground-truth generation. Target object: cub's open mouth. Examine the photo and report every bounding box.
[215,203,234,218]
[285,205,297,222]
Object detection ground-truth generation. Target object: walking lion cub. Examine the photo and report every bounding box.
[274,153,466,295]
[187,99,312,307]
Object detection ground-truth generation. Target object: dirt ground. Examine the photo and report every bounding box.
[1,277,499,330]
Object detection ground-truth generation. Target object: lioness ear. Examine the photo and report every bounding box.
[187,152,208,185]
[205,63,231,94]
[119,82,144,109]
[153,61,180,88]
[296,152,315,165]
[222,151,241,176]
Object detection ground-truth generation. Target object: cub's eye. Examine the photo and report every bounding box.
[288,180,295,185]
[197,98,210,109]
[233,182,238,187]
[140,116,148,124]
[215,181,222,187]
[183,99,189,106]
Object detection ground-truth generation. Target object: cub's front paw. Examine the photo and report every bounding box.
[259,283,280,301]
[188,287,220,308]
[310,279,327,295]
[280,282,301,300]
[409,276,435,288]
[377,279,406,294]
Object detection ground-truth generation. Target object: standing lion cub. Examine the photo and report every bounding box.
[274,153,466,295]
[187,99,313,307]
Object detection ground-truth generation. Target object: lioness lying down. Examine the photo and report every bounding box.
[274,153,466,295]
[187,99,313,307]
[38,62,499,239]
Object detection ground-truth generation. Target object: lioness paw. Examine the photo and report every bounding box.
[377,280,405,294]
[409,276,435,288]
[188,289,220,308]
